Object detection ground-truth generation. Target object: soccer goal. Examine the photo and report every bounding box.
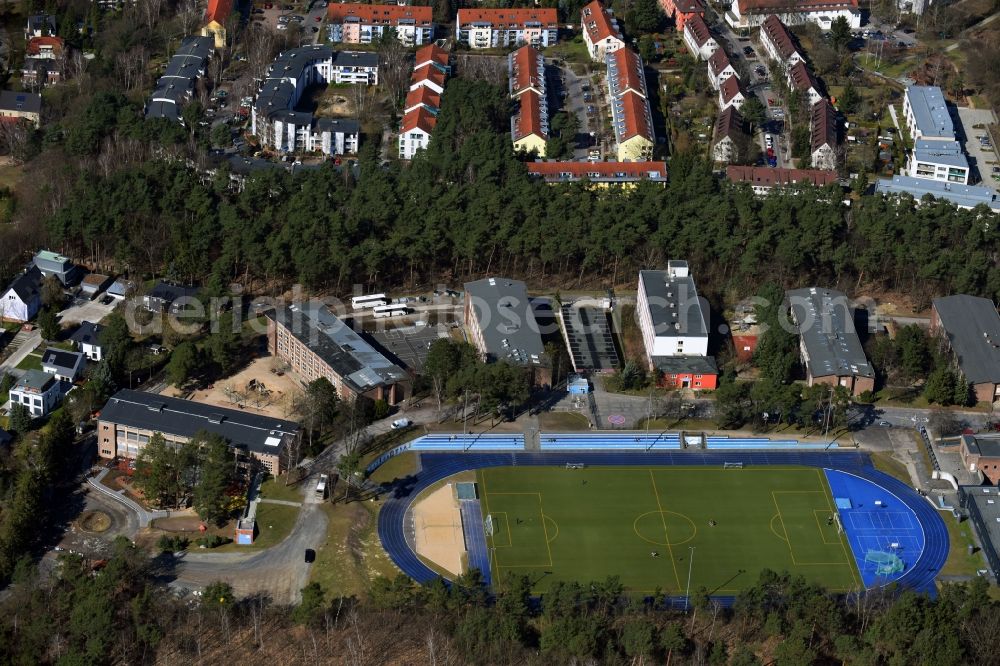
[723,462,744,469]
[566,463,586,469]
[865,550,905,576]
[484,514,494,537]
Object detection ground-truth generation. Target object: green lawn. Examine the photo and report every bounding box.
[478,466,860,595]
[259,475,306,504]
[215,503,299,552]
[16,353,42,371]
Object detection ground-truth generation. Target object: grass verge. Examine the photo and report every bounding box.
[309,500,399,597]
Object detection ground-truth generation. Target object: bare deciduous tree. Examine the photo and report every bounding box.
[115,47,148,93]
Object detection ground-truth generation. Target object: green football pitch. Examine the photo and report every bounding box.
[477,466,861,594]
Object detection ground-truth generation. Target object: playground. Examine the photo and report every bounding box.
[162,355,299,420]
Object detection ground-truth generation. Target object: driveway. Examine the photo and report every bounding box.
[58,295,116,326]
[547,61,599,159]
[0,327,40,374]
[954,106,1000,191]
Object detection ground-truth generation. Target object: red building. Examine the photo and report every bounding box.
[655,358,719,390]
[660,0,705,32]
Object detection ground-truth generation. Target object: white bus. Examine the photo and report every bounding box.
[372,304,410,318]
[315,474,328,500]
[351,293,388,310]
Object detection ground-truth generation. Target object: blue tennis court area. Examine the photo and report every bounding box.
[824,469,925,588]
[459,499,491,585]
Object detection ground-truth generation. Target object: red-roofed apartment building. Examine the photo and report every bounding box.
[509,45,549,155]
[726,165,839,194]
[399,46,451,159]
[456,8,558,49]
[707,48,738,90]
[682,14,719,60]
[725,0,861,30]
[660,0,705,32]
[326,4,434,46]
[201,0,233,48]
[810,98,838,171]
[718,76,746,111]
[527,161,667,186]
[581,0,625,62]
[759,15,804,70]
[786,61,823,106]
[606,48,655,161]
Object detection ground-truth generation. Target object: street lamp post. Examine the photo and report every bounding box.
[684,546,695,611]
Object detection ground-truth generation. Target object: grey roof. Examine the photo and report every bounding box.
[107,279,134,296]
[464,277,546,365]
[145,99,181,122]
[874,176,1000,211]
[4,266,42,303]
[98,389,299,457]
[145,36,213,124]
[14,369,57,392]
[786,287,874,379]
[27,14,56,33]
[42,348,84,372]
[962,485,1000,576]
[638,266,709,339]
[932,294,1000,384]
[963,434,1000,457]
[0,90,41,115]
[267,304,408,392]
[912,140,968,169]
[905,85,953,138]
[147,282,199,303]
[315,117,360,133]
[651,356,719,375]
[69,321,103,347]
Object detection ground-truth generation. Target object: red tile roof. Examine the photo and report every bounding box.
[684,14,713,47]
[608,48,646,97]
[663,0,706,13]
[205,0,234,24]
[788,61,820,94]
[405,86,441,112]
[726,165,839,187]
[618,90,653,141]
[327,3,433,26]
[720,76,743,103]
[411,64,447,88]
[761,15,799,61]
[512,90,547,141]
[26,35,63,57]
[527,161,667,179]
[510,45,544,96]
[581,0,622,43]
[456,8,559,27]
[708,48,732,78]
[401,107,437,134]
[714,107,747,141]
[737,0,858,14]
[811,98,837,151]
[415,44,449,69]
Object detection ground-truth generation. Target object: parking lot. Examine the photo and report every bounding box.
[58,294,117,326]
[955,107,1000,192]
[253,1,326,43]
[547,61,602,160]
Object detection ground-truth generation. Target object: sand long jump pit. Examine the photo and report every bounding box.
[410,483,466,577]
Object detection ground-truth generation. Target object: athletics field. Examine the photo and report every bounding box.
[478,465,861,594]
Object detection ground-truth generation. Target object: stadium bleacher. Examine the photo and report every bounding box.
[705,436,830,450]
[408,433,525,451]
[540,432,682,450]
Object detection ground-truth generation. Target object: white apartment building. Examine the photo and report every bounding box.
[456,8,558,49]
[759,15,805,70]
[903,85,955,141]
[637,261,709,363]
[683,14,719,60]
[581,0,625,62]
[907,140,970,184]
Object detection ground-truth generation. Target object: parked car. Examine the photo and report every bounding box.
[391,418,413,429]
[304,549,315,563]
[878,421,892,427]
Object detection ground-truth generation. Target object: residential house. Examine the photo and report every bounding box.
[873,176,1000,212]
[959,435,1000,484]
[9,370,62,418]
[201,0,233,48]
[581,0,625,62]
[326,4,434,46]
[606,48,655,161]
[463,277,550,384]
[266,304,409,404]
[726,165,839,194]
[707,48,737,90]
[786,287,874,396]
[409,63,447,94]
[718,76,746,111]
[724,0,861,30]
[759,15,804,69]
[33,250,81,286]
[22,58,62,88]
[143,282,199,314]
[252,46,374,155]
[145,36,214,123]
[0,266,43,323]
[526,161,668,186]
[399,108,436,159]
[810,98,838,171]
[712,106,748,163]
[659,0,705,32]
[907,139,969,184]
[399,49,449,159]
[683,14,719,60]
[69,321,104,361]
[80,273,112,298]
[930,295,1000,405]
[455,8,559,49]
[97,390,300,475]
[25,14,56,39]
[509,45,548,156]
[903,85,954,141]
[637,261,718,390]
[41,348,85,383]
[0,90,42,128]
[414,44,452,73]
[106,279,135,301]
[787,61,823,106]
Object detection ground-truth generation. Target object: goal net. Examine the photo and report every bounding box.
[723,462,744,469]
[865,550,904,576]
[484,514,494,537]
[565,463,586,469]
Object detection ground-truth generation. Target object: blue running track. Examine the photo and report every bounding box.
[377,450,948,599]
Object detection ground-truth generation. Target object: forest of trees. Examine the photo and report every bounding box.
[2,542,998,665]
